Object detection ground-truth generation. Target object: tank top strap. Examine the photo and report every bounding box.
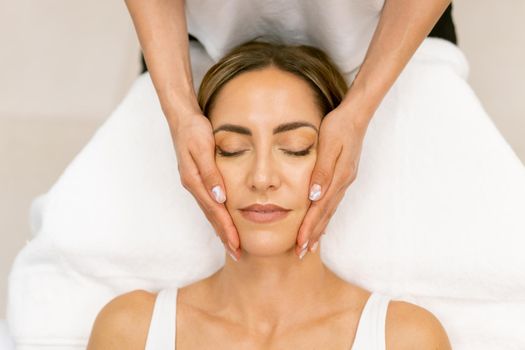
[351,292,391,350]
[145,287,179,350]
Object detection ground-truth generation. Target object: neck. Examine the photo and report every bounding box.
[207,244,342,335]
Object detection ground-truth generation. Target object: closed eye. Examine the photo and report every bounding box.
[215,148,244,157]
[281,144,314,157]
[216,144,313,157]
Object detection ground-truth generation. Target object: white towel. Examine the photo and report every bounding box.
[7,38,525,349]
[0,319,15,350]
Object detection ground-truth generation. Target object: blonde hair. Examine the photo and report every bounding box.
[197,38,348,117]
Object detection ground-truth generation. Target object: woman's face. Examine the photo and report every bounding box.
[209,66,322,256]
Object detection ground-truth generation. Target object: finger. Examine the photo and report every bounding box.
[190,139,227,205]
[296,186,345,257]
[308,156,358,250]
[194,192,239,247]
[194,196,243,261]
[296,150,356,255]
[308,136,342,203]
[179,151,241,252]
[194,195,242,260]
[296,144,342,251]
[295,196,328,256]
[309,187,346,248]
[296,124,341,257]
[192,181,241,251]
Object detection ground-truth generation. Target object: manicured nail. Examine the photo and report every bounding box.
[299,248,308,260]
[309,184,321,201]
[224,243,238,262]
[310,241,319,253]
[211,185,226,203]
[301,240,309,250]
[227,241,237,252]
[227,250,238,262]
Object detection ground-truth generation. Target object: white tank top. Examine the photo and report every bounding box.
[145,287,392,349]
[184,0,385,75]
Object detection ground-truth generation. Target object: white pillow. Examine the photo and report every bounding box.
[7,38,525,349]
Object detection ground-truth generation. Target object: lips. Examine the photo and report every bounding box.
[239,203,291,223]
[240,209,291,223]
[240,203,290,212]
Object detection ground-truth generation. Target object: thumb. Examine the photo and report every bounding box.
[191,146,227,204]
[309,141,341,202]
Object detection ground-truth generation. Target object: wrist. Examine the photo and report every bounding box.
[162,90,202,125]
[340,57,397,127]
[338,84,377,130]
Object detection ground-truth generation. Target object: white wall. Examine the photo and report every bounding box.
[1,1,524,318]
[454,1,525,163]
[0,0,141,121]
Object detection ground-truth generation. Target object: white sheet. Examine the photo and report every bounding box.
[0,319,15,350]
[6,38,525,349]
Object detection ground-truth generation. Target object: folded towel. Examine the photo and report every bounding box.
[7,38,525,349]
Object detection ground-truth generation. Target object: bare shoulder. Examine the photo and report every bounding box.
[386,299,452,350]
[86,289,157,350]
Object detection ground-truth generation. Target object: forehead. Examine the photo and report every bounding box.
[209,67,322,129]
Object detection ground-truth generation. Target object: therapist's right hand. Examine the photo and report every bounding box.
[169,112,241,261]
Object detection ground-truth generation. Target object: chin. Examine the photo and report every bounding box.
[236,227,297,256]
[228,208,307,256]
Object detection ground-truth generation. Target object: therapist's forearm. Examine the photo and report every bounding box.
[340,0,452,128]
[124,0,201,127]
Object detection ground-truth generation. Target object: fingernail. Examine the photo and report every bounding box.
[299,248,308,260]
[227,249,238,262]
[224,243,238,262]
[309,241,319,252]
[301,240,309,250]
[211,185,226,203]
[227,241,237,252]
[309,184,321,201]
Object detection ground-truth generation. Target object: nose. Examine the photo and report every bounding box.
[247,149,281,193]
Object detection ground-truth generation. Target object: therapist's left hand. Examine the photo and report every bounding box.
[295,103,371,258]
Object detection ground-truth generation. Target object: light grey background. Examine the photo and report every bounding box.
[1,1,524,318]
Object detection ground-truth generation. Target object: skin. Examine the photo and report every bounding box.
[87,67,452,349]
[124,0,453,260]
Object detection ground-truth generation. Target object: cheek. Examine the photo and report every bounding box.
[282,157,315,178]
[216,154,316,205]
[215,158,240,204]
[216,159,230,177]
[282,159,316,207]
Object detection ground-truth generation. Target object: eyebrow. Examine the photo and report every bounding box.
[213,121,318,135]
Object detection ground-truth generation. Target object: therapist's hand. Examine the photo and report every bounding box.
[295,104,370,258]
[170,112,241,261]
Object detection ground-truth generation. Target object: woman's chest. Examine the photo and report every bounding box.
[175,305,362,350]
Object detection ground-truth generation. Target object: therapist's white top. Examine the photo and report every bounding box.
[145,287,392,349]
[184,0,385,76]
